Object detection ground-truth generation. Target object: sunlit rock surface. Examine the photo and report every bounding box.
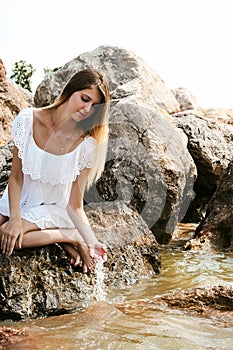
[0,46,232,322]
[0,202,160,320]
[34,45,197,244]
[172,108,233,222]
[0,59,32,145]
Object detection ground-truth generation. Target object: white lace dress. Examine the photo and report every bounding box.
[0,108,97,229]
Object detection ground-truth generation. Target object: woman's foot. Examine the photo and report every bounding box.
[60,242,95,273]
[60,242,81,266]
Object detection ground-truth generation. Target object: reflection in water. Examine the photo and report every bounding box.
[2,224,233,350]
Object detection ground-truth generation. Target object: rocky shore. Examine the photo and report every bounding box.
[0,46,232,322]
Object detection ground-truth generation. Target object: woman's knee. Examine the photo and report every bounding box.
[0,214,8,226]
[21,219,40,233]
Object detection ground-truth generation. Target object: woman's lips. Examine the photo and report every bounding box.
[79,111,88,118]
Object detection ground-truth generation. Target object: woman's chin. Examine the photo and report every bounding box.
[71,113,85,123]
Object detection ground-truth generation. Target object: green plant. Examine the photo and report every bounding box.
[10,60,35,92]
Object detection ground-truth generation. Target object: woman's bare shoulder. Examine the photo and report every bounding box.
[32,108,50,127]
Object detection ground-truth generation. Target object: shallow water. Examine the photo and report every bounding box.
[2,224,233,350]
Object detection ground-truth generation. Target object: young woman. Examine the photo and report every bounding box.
[0,68,110,273]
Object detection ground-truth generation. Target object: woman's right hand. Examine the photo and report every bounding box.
[89,242,108,262]
[0,218,23,256]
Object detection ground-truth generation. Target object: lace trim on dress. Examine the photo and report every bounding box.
[21,211,47,229]
[11,109,32,159]
[22,137,97,184]
[11,108,98,184]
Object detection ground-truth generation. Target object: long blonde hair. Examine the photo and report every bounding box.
[45,68,111,189]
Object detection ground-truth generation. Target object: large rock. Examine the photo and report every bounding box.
[118,285,233,315]
[171,87,200,111]
[91,101,197,244]
[0,59,6,82]
[184,160,233,251]
[34,45,197,244]
[0,201,160,320]
[34,45,180,114]
[0,59,33,145]
[0,326,27,346]
[0,142,13,196]
[171,108,233,222]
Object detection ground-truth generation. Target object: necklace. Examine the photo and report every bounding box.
[54,130,79,153]
[49,112,78,154]
[54,132,66,153]
[53,127,79,154]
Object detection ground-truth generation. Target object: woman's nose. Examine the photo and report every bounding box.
[84,102,92,112]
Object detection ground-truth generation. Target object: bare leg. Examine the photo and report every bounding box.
[0,218,95,272]
[0,219,79,248]
[21,227,95,272]
[22,227,80,247]
[0,214,8,226]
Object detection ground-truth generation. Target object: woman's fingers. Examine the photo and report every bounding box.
[0,220,23,256]
[1,235,16,256]
[17,233,24,250]
[1,235,7,254]
[6,237,17,256]
[89,246,96,259]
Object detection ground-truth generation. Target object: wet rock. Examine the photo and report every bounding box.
[0,201,160,321]
[117,285,233,317]
[171,109,233,222]
[157,285,233,313]
[0,326,27,346]
[184,160,233,251]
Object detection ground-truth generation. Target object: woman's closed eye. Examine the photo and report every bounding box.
[81,96,90,103]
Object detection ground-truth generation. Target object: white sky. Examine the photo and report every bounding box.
[1,0,233,109]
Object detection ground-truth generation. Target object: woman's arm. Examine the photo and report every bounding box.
[67,167,107,260]
[1,146,24,256]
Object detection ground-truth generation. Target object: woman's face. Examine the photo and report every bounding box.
[68,87,102,122]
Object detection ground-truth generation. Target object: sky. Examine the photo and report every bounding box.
[1,0,233,109]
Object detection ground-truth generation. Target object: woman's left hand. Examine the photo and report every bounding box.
[89,242,107,262]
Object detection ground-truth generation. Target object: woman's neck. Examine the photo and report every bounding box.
[48,103,71,130]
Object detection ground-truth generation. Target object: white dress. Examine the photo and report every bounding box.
[0,108,97,229]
